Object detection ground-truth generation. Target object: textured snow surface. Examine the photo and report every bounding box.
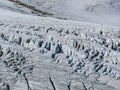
[0,0,120,90]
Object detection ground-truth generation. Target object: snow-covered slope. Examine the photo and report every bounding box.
[0,0,35,15]
[0,0,120,90]
[12,0,120,26]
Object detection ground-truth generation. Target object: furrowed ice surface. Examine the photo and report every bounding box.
[0,0,120,90]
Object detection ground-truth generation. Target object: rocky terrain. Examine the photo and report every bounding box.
[0,0,120,90]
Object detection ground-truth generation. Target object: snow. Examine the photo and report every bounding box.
[0,0,120,90]
[16,0,120,26]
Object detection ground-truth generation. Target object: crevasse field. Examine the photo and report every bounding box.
[0,0,120,90]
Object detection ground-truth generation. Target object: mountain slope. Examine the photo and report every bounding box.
[10,0,120,26]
